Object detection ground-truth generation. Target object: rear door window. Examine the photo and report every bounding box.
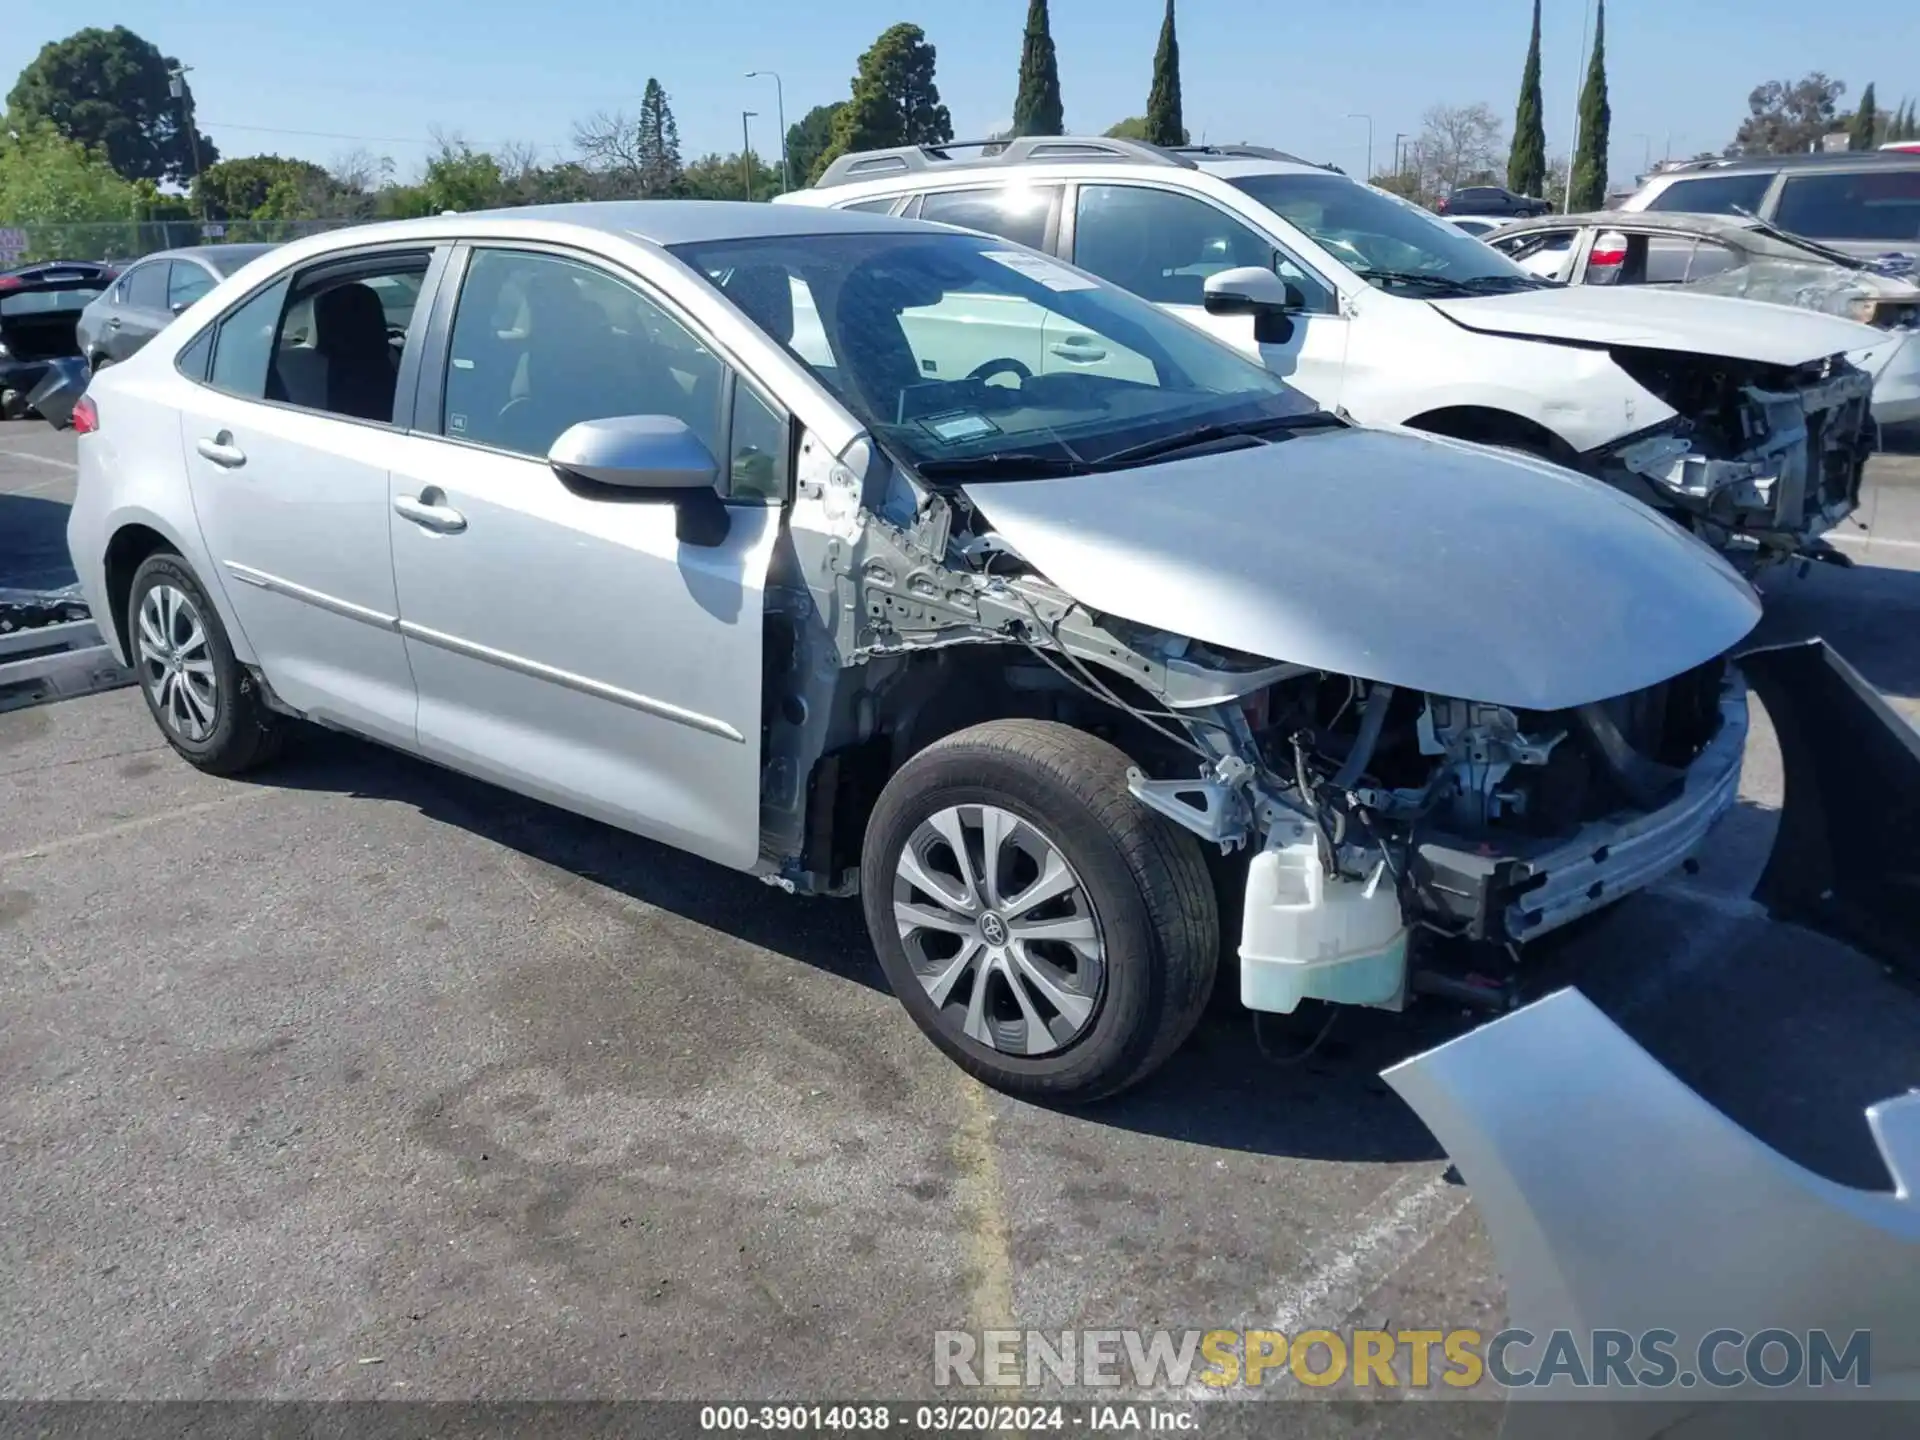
[916,186,1061,251]
[168,261,216,312]
[1773,170,1920,243]
[125,261,169,311]
[207,277,292,398]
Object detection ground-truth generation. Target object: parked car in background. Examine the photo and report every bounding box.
[1436,185,1551,218]
[0,264,111,418]
[1618,152,1920,263]
[77,244,279,370]
[1,259,119,288]
[778,135,1884,568]
[1486,210,1920,426]
[64,201,1771,1102]
[1446,216,1503,239]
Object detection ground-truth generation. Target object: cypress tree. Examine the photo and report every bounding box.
[1849,83,1879,150]
[1144,0,1186,147]
[1507,0,1547,197]
[1011,0,1064,138]
[1568,0,1610,211]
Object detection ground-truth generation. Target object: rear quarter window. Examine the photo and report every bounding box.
[1641,173,1774,216]
[1773,169,1920,243]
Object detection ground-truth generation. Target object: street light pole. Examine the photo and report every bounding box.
[168,64,203,222]
[741,111,758,200]
[1348,113,1373,180]
[1393,132,1409,174]
[1564,0,1594,211]
[747,71,789,193]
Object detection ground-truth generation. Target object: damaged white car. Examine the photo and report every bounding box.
[778,137,1888,570]
[66,204,1768,1101]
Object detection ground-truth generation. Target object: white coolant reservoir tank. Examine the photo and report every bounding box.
[1239,832,1410,1014]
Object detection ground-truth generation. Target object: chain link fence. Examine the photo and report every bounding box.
[0,218,371,267]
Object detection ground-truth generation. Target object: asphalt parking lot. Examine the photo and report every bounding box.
[4,421,1919,1419]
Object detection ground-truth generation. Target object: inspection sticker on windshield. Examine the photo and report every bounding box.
[921,411,1001,443]
[982,250,1098,291]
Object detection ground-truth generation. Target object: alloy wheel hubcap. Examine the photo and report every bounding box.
[892,804,1106,1057]
[136,584,218,743]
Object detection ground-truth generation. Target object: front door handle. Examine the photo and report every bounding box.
[195,432,246,468]
[1049,338,1108,363]
[393,491,467,534]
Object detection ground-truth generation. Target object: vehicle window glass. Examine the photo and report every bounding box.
[839,197,899,215]
[176,328,212,381]
[167,261,215,312]
[1773,170,1920,243]
[727,381,789,502]
[1685,240,1742,281]
[1641,235,1696,284]
[443,248,725,460]
[1498,229,1576,281]
[0,286,102,316]
[917,186,1059,250]
[207,277,292,399]
[668,229,1313,479]
[1227,172,1539,295]
[1640,173,1773,216]
[255,255,428,422]
[125,261,168,310]
[1074,184,1330,310]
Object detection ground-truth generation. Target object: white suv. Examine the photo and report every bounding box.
[778,137,1886,567]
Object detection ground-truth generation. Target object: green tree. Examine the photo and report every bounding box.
[1144,0,1187,147]
[7,26,218,185]
[1728,73,1846,155]
[1105,116,1150,140]
[192,155,333,220]
[420,141,505,212]
[786,103,844,189]
[1011,0,1064,137]
[635,79,683,196]
[0,123,144,259]
[814,23,952,180]
[1507,0,1547,197]
[1568,0,1610,210]
[679,151,782,202]
[1849,82,1880,150]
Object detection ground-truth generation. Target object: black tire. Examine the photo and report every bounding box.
[127,551,285,775]
[861,719,1219,1104]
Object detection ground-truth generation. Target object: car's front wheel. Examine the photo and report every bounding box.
[128,552,285,775]
[861,720,1219,1103]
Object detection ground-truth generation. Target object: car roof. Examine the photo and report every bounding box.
[449,198,955,245]
[142,243,281,272]
[1653,151,1920,177]
[1501,210,1764,237]
[803,135,1335,193]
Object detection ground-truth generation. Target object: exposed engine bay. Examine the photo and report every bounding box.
[759,433,1753,1016]
[1596,344,1874,566]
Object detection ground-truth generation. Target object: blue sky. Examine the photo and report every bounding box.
[3,1,1913,187]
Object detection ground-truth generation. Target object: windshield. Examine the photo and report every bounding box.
[667,229,1319,476]
[1229,173,1549,294]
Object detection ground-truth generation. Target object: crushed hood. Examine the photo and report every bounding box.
[963,426,1761,712]
[1429,285,1885,367]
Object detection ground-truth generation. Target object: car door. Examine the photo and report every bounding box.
[898,187,1064,383]
[1068,182,1349,406]
[384,244,780,870]
[174,245,444,750]
[106,258,173,360]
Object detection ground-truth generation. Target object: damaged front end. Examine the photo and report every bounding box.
[1596,345,1875,569]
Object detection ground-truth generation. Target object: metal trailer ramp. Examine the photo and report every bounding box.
[0,591,135,714]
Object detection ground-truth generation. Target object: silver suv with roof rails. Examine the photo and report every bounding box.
[1619,151,1920,263]
[778,135,1888,570]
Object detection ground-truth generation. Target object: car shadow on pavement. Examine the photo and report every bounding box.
[0,492,79,590]
[1751,557,1920,701]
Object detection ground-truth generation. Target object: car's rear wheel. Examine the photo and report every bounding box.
[861,720,1218,1104]
[128,552,285,775]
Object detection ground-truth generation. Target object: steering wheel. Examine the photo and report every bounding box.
[967,356,1032,387]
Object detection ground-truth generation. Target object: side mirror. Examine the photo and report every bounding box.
[1202,266,1306,344]
[548,415,731,546]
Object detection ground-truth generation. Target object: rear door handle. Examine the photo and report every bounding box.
[393,491,467,534]
[1049,338,1108,363]
[195,432,246,468]
[106,317,122,329]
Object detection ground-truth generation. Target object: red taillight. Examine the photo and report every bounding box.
[0,275,21,292]
[71,396,98,434]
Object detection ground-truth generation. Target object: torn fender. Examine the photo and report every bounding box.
[1739,638,1920,982]
[1383,988,1920,1436]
